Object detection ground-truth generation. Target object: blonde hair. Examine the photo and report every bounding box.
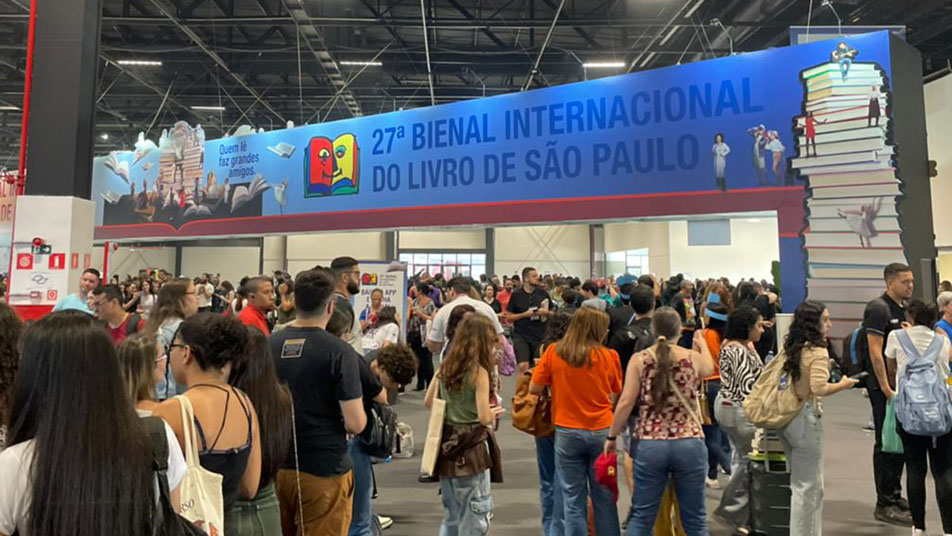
[554,307,609,367]
[117,333,159,403]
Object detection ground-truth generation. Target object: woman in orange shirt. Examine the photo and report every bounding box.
[702,301,733,487]
[531,307,623,536]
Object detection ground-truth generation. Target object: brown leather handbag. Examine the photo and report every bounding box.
[511,370,555,438]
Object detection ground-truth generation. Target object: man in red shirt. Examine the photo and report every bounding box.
[238,276,275,334]
[90,284,145,345]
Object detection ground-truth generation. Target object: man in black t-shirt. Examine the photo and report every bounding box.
[507,267,552,372]
[271,267,366,536]
[862,263,914,527]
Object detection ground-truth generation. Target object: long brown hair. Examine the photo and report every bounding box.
[144,277,192,333]
[441,314,496,392]
[117,333,159,403]
[554,307,609,367]
[649,307,682,411]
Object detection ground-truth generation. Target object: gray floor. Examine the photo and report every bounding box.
[373,378,941,535]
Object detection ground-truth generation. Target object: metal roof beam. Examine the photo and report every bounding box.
[281,0,362,117]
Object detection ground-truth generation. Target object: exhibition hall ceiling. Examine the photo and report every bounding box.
[0,0,948,161]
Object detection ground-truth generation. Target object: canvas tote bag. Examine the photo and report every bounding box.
[420,383,446,476]
[176,394,225,536]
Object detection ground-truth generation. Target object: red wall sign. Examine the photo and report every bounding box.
[16,253,32,270]
[83,254,90,269]
[49,253,65,270]
[70,253,79,269]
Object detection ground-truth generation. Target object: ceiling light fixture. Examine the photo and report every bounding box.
[191,105,226,111]
[100,133,109,141]
[683,0,706,19]
[659,26,679,46]
[582,61,626,69]
[339,61,383,67]
[117,60,163,66]
[0,105,19,111]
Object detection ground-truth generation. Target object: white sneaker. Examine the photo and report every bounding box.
[911,528,925,536]
[378,516,393,530]
[706,477,721,489]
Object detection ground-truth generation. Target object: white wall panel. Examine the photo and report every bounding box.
[494,224,590,277]
[398,229,485,250]
[667,218,779,282]
[286,231,387,275]
[925,75,952,250]
[181,246,259,284]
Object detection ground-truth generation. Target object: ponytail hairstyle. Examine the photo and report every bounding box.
[649,307,682,412]
[782,301,828,383]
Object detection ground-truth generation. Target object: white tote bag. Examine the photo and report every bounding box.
[420,385,446,476]
[176,395,225,536]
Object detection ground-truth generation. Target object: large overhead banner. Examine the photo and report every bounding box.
[91,31,932,325]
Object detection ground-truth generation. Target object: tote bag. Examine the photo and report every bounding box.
[420,385,446,476]
[176,395,225,536]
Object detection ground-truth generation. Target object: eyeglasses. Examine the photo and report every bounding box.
[166,343,187,355]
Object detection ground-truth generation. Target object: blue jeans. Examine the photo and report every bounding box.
[627,438,708,536]
[348,439,374,536]
[703,380,731,479]
[555,427,619,536]
[440,470,493,536]
[536,436,565,536]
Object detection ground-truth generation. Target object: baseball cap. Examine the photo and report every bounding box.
[594,451,619,502]
[616,274,638,299]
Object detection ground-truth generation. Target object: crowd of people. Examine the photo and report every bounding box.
[0,258,950,536]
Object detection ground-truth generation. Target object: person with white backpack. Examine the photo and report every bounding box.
[885,299,952,536]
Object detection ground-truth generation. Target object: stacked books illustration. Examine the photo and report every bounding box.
[792,60,904,340]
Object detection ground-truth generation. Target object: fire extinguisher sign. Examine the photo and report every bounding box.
[49,253,65,270]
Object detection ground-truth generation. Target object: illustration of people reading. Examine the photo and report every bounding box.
[765,131,785,185]
[712,133,730,191]
[831,42,858,81]
[798,112,827,157]
[868,84,882,126]
[747,125,768,185]
[837,198,881,248]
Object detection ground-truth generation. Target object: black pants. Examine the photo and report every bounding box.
[409,331,433,389]
[869,387,905,507]
[898,425,952,532]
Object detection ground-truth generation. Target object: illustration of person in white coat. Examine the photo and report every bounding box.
[712,132,730,191]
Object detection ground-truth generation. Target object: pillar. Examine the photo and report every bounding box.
[8,0,102,317]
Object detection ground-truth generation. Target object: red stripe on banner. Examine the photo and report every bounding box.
[95,187,808,240]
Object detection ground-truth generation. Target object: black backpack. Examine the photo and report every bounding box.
[608,316,655,373]
[359,402,399,459]
[142,416,207,536]
[839,325,866,378]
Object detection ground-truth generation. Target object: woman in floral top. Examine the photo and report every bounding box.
[607,307,714,535]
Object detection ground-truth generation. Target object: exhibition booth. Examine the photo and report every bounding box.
[8,31,934,338]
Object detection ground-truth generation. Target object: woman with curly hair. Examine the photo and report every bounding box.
[425,314,503,536]
[777,301,858,536]
[153,313,263,531]
[0,302,23,449]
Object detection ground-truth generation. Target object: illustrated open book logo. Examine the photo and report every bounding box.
[304,133,359,197]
